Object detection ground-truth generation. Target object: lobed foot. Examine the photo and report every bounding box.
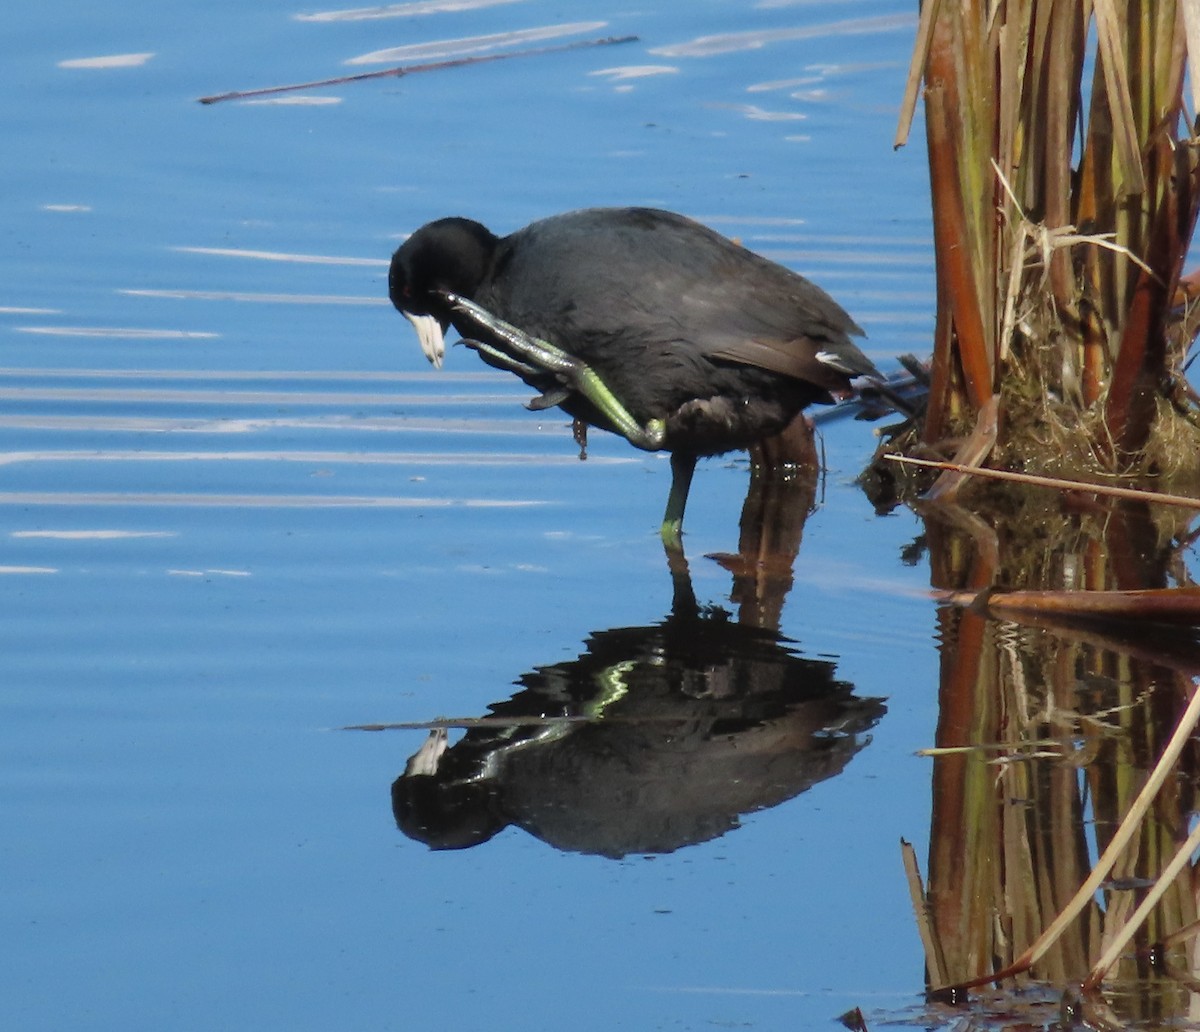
[443,291,668,452]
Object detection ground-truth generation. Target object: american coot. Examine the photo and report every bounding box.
[388,206,877,541]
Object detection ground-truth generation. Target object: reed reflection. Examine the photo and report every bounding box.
[389,427,885,857]
[909,492,1200,1025]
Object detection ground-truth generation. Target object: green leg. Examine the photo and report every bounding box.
[661,452,697,547]
[445,292,667,452]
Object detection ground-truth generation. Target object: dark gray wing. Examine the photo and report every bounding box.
[480,208,876,388]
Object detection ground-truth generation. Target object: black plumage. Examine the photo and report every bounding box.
[389,206,877,538]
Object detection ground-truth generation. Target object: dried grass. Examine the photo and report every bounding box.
[894,0,1200,480]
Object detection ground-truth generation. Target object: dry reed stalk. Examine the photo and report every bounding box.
[897,0,1200,470]
[886,452,1200,509]
[937,584,1200,624]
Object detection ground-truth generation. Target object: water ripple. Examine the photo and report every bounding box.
[346,21,607,64]
[296,0,527,22]
[651,13,916,58]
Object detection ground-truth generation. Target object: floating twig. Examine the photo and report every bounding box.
[199,34,639,105]
[885,453,1200,510]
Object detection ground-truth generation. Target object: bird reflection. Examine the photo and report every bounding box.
[393,594,883,857]
[389,430,885,858]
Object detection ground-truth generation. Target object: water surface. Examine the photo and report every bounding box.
[9,2,1192,1030]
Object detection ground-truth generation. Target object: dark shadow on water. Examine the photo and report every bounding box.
[385,428,886,858]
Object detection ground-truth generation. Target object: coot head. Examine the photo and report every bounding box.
[388,217,498,367]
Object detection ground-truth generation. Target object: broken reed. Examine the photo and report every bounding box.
[898,0,1200,466]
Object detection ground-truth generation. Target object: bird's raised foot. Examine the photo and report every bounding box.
[525,387,572,411]
[444,291,668,452]
[445,293,579,376]
[459,337,543,380]
[458,338,569,409]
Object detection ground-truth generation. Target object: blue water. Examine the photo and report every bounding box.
[1,2,948,1029]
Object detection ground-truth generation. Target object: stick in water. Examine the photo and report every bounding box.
[884,453,1200,510]
[199,35,639,105]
